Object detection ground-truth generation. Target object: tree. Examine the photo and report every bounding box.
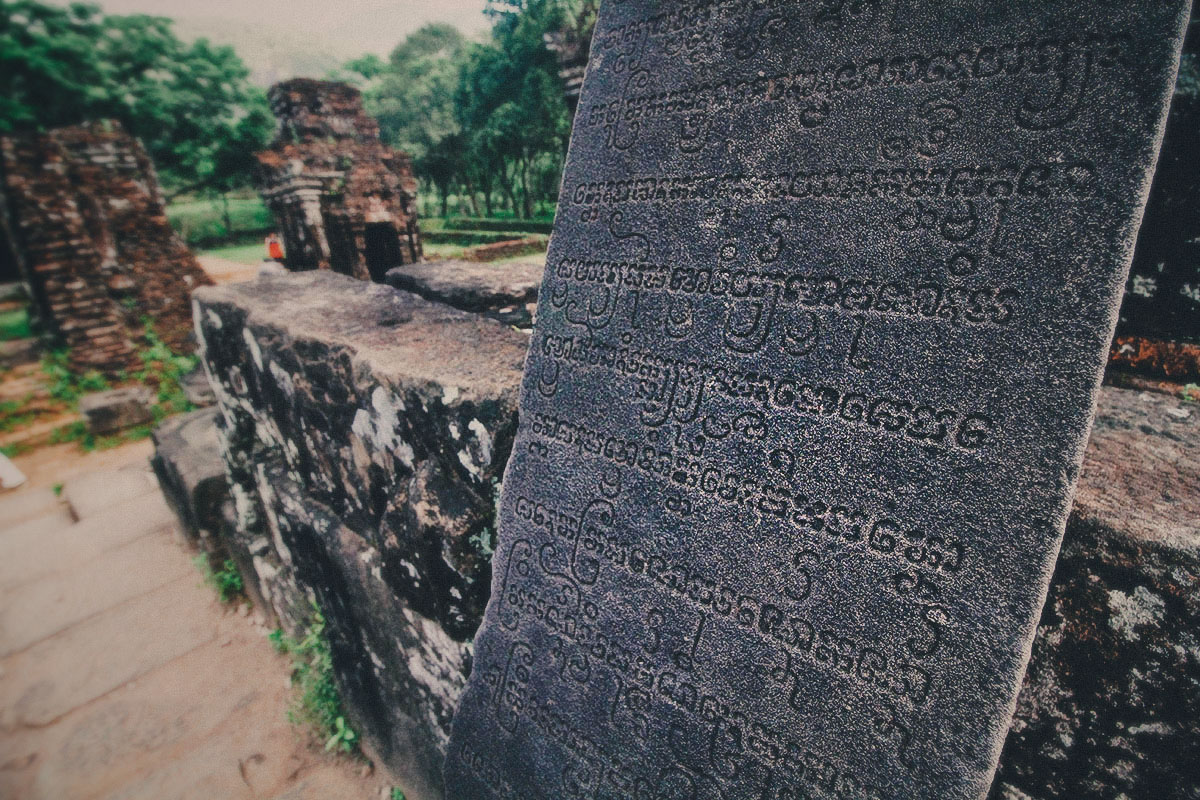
[363,23,466,158]
[454,0,572,217]
[0,1,271,193]
[347,0,580,218]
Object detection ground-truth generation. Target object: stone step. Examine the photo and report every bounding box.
[0,489,174,591]
[61,462,158,521]
[13,619,287,800]
[0,531,196,657]
[0,574,219,729]
[0,486,65,529]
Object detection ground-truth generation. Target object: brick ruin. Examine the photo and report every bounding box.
[256,79,422,283]
[543,0,597,115]
[0,120,212,374]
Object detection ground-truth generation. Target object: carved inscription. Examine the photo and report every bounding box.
[446,1,1190,799]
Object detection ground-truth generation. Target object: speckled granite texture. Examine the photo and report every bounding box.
[445,2,1193,798]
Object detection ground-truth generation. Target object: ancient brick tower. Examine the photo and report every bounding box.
[256,79,422,282]
[0,120,212,374]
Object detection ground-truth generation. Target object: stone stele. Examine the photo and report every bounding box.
[444,2,1193,799]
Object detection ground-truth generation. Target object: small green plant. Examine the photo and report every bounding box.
[468,477,503,558]
[193,554,245,603]
[50,420,90,448]
[52,482,63,496]
[325,715,357,753]
[468,527,496,558]
[0,442,26,458]
[93,423,155,451]
[42,349,110,404]
[273,601,358,755]
[0,397,36,432]
[35,326,200,455]
[391,789,407,800]
[1183,383,1200,404]
[135,320,197,418]
[50,417,154,454]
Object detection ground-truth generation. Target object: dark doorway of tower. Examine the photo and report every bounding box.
[363,223,403,283]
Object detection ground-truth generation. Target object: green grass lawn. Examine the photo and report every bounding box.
[421,242,469,260]
[0,307,32,341]
[199,242,267,265]
[167,195,273,245]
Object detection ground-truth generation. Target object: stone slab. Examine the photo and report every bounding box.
[385,259,544,326]
[0,574,217,728]
[78,387,154,435]
[61,460,158,520]
[20,629,276,800]
[0,489,174,590]
[0,531,193,657]
[194,269,529,796]
[150,407,228,544]
[0,486,67,529]
[445,3,1193,799]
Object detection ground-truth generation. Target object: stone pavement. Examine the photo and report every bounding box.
[0,443,382,800]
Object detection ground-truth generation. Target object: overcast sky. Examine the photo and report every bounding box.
[88,0,492,50]
[53,0,494,83]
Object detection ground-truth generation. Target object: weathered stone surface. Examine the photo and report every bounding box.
[150,407,229,554]
[994,386,1200,799]
[194,270,529,798]
[445,3,1192,799]
[79,386,154,435]
[385,259,543,327]
[0,121,212,374]
[61,460,158,521]
[180,365,216,407]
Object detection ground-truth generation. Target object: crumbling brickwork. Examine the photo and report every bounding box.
[257,80,422,283]
[0,120,212,373]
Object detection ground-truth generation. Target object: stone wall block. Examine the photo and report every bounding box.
[194,270,528,797]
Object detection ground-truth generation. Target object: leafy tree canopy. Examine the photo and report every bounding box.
[348,0,585,218]
[0,0,271,192]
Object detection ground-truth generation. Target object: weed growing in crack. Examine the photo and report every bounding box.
[193,554,244,603]
[269,601,359,755]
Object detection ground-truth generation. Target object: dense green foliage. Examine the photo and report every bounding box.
[0,1,272,193]
[166,194,274,246]
[344,0,591,219]
[41,349,109,404]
